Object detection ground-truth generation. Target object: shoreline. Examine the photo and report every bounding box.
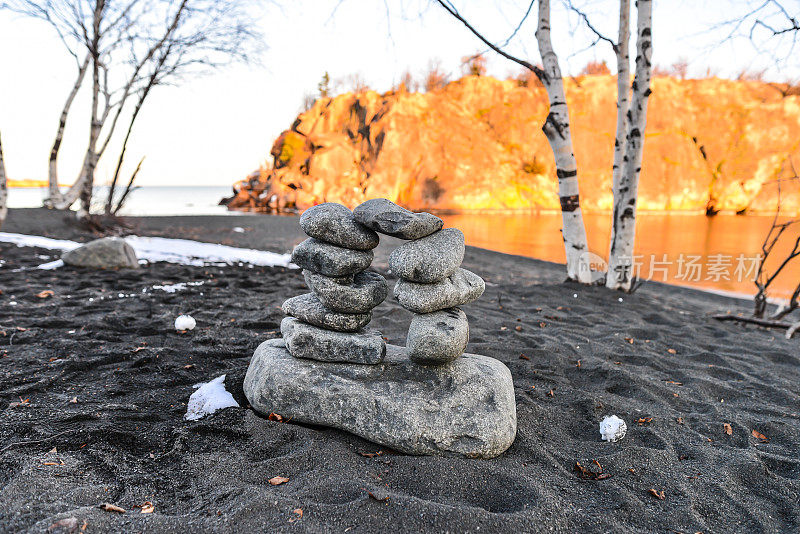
[1,208,770,304]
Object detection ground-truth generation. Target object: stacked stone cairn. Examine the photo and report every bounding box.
[244,198,517,459]
[282,203,388,364]
[352,199,486,365]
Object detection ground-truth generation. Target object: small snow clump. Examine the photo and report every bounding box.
[175,314,196,331]
[185,374,239,420]
[599,415,627,442]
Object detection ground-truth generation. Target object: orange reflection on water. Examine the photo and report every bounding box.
[440,213,800,298]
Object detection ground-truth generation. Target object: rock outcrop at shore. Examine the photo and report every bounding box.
[224,74,800,215]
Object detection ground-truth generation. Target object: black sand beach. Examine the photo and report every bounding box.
[1,208,798,533]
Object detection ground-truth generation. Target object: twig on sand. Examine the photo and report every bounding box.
[787,320,800,339]
[712,314,795,330]
[0,430,73,454]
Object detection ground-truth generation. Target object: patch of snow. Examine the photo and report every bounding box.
[184,374,239,421]
[599,415,627,442]
[0,232,81,252]
[37,260,64,270]
[0,232,295,270]
[175,315,196,331]
[232,226,246,233]
[152,281,204,293]
[124,236,294,268]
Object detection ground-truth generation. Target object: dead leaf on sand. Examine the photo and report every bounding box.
[624,336,634,344]
[36,290,55,299]
[547,389,555,397]
[574,461,612,481]
[636,417,653,426]
[98,503,126,513]
[648,488,666,500]
[269,476,289,485]
[48,517,79,533]
[359,451,384,458]
[667,348,677,354]
[140,502,154,514]
[288,508,303,522]
[519,354,530,360]
[268,412,286,422]
[723,423,733,435]
[751,429,769,442]
[366,490,389,502]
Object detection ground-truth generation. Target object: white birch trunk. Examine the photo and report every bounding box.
[535,0,591,283]
[606,0,652,291]
[0,131,8,229]
[45,54,90,207]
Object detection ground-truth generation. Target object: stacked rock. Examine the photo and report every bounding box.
[353,198,485,365]
[282,203,389,364]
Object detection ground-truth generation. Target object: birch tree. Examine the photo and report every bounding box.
[435,0,592,283]
[0,131,7,230]
[606,0,652,291]
[5,0,260,218]
[568,0,653,290]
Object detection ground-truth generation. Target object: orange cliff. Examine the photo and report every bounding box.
[224,74,800,215]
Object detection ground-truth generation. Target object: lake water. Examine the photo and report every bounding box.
[8,186,799,299]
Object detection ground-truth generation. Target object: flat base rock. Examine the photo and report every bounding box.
[62,237,139,269]
[244,339,517,459]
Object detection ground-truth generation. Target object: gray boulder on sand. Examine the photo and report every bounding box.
[394,268,485,314]
[407,308,469,365]
[388,228,465,283]
[281,317,386,364]
[244,339,516,459]
[282,293,372,332]
[61,237,139,269]
[291,238,373,277]
[300,202,379,250]
[353,198,444,240]
[304,270,388,314]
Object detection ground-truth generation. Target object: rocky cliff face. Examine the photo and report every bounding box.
[226,75,800,215]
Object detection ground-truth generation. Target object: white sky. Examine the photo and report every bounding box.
[1,0,797,187]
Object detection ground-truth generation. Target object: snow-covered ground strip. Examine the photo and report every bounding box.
[0,232,296,269]
[152,281,205,293]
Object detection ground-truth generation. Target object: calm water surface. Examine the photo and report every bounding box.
[9,187,798,298]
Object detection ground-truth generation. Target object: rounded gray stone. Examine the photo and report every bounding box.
[291,238,373,277]
[388,228,465,283]
[304,270,388,313]
[244,338,517,458]
[282,293,371,332]
[61,237,139,270]
[407,308,469,365]
[280,317,386,364]
[299,202,379,250]
[394,268,485,313]
[353,198,443,240]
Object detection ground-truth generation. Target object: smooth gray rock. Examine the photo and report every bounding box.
[281,317,386,364]
[300,203,379,250]
[282,293,371,332]
[304,270,388,313]
[407,308,469,365]
[388,228,465,283]
[291,238,373,277]
[394,268,485,313]
[244,338,516,458]
[61,237,139,270]
[353,198,443,240]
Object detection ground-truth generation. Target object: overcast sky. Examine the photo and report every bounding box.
[1,0,797,187]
